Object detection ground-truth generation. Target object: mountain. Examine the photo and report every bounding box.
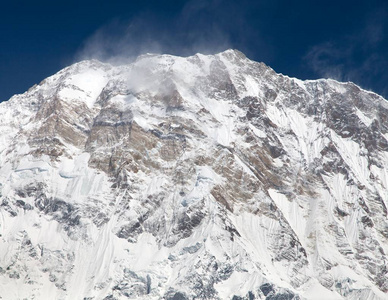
[0,50,388,300]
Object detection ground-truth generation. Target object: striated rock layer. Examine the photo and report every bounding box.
[0,50,388,299]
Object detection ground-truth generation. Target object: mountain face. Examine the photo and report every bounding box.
[0,50,388,300]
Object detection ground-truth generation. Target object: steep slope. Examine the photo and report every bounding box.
[0,50,388,300]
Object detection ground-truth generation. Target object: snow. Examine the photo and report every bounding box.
[249,123,267,138]
[0,49,388,299]
[330,129,371,189]
[303,281,343,300]
[355,108,373,127]
[15,156,51,173]
[243,75,264,98]
[58,67,110,108]
[268,189,307,243]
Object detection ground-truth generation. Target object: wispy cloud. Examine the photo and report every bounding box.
[75,16,165,64]
[304,42,349,80]
[304,7,388,97]
[75,0,266,64]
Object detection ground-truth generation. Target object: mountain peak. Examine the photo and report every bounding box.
[218,48,247,58]
[0,50,388,299]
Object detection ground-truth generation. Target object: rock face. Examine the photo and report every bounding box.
[0,50,388,299]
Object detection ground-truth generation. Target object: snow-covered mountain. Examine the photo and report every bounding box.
[0,49,388,300]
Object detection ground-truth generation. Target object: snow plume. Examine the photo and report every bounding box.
[76,17,165,65]
[304,7,388,97]
[76,4,229,64]
[75,0,264,65]
[304,42,348,81]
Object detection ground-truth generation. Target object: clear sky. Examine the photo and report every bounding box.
[1,0,387,101]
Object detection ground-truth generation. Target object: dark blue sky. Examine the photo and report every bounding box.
[1,0,387,101]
